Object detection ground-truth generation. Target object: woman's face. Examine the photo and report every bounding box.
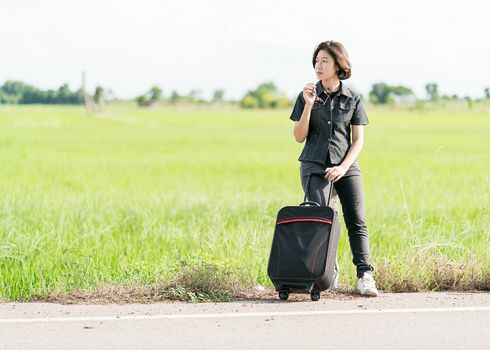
[315,49,338,80]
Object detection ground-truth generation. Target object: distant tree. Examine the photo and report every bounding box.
[240,82,287,109]
[212,89,225,102]
[0,89,20,103]
[18,85,43,104]
[169,90,180,104]
[64,86,83,104]
[94,86,105,111]
[149,86,162,101]
[255,82,277,108]
[425,83,439,101]
[45,89,58,104]
[240,94,260,108]
[94,86,104,104]
[1,80,26,96]
[56,83,71,104]
[369,83,390,104]
[484,87,490,99]
[391,85,414,97]
[136,95,150,106]
[136,86,162,107]
[369,83,414,104]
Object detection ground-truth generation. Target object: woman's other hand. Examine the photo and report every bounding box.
[325,165,347,182]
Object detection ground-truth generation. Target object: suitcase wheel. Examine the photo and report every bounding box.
[310,292,320,301]
[278,290,289,300]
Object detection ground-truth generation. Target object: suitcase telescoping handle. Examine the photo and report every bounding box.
[301,170,334,207]
[299,201,320,207]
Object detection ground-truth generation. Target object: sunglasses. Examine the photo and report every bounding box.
[315,95,326,105]
[314,89,334,105]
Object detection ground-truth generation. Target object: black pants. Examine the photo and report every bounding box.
[300,160,374,278]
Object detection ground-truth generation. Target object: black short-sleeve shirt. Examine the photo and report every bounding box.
[289,80,368,165]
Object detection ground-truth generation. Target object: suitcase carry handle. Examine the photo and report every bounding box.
[299,201,321,207]
[303,170,334,207]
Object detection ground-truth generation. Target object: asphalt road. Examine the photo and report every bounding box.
[1,292,489,350]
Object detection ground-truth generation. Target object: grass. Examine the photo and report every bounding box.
[0,104,488,302]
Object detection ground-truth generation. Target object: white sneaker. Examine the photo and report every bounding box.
[357,272,379,297]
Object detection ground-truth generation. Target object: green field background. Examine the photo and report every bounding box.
[0,105,489,301]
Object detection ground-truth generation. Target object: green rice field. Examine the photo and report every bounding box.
[0,104,489,302]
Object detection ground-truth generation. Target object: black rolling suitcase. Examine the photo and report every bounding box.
[267,170,340,301]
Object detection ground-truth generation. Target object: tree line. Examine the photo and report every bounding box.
[134,82,295,108]
[368,82,490,104]
[239,82,490,109]
[2,79,489,108]
[0,80,84,104]
[135,86,226,106]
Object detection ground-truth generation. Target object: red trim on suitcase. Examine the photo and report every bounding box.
[276,218,332,225]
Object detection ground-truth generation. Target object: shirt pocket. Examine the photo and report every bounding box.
[311,102,322,112]
[309,103,322,127]
[339,100,355,124]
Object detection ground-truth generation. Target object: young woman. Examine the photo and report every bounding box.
[289,40,378,296]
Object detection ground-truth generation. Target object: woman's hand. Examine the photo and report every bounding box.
[325,165,347,182]
[302,83,317,106]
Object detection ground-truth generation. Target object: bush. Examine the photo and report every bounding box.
[240,94,260,109]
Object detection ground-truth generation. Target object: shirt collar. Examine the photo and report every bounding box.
[316,80,353,99]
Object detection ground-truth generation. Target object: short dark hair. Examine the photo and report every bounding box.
[312,40,352,80]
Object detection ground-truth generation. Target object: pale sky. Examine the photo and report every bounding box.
[1,0,489,100]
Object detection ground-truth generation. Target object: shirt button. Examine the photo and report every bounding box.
[328,121,331,124]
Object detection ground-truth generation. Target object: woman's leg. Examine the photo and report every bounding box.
[333,174,374,278]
